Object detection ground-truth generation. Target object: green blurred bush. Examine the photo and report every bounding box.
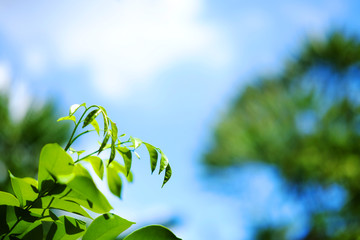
[0,92,70,191]
[204,31,360,239]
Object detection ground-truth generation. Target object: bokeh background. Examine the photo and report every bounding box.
[1,0,360,239]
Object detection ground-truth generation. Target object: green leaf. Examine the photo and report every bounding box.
[11,206,38,225]
[73,164,91,178]
[69,103,86,116]
[109,144,116,165]
[57,115,76,124]
[69,147,76,154]
[130,136,142,149]
[83,156,104,179]
[29,208,52,220]
[77,150,85,156]
[9,173,38,207]
[123,225,181,240]
[144,143,158,174]
[47,216,86,240]
[18,220,43,240]
[39,180,67,196]
[98,105,108,115]
[83,109,101,128]
[1,205,41,236]
[107,165,123,197]
[158,150,169,174]
[110,120,118,143]
[116,147,132,176]
[83,213,135,240]
[162,164,172,187]
[98,106,109,135]
[69,148,85,156]
[109,161,133,182]
[59,166,112,213]
[90,119,100,135]
[38,144,74,191]
[0,206,9,235]
[34,196,92,219]
[98,131,111,155]
[109,120,118,165]
[0,191,20,207]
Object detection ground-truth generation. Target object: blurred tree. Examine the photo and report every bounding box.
[0,92,70,191]
[203,31,360,239]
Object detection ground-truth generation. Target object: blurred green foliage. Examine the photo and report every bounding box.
[204,31,360,239]
[0,92,70,191]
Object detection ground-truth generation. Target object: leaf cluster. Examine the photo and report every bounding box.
[0,104,180,240]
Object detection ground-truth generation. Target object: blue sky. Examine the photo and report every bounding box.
[0,0,359,239]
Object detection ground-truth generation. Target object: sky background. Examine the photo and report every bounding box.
[0,0,359,239]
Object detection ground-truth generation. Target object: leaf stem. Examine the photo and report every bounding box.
[69,130,95,146]
[74,148,106,163]
[74,140,131,164]
[65,106,97,151]
[42,197,55,217]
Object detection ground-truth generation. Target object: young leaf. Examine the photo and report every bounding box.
[82,213,135,240]
[109,144,116,165]
[110,120,118,143]
[158,150,169,174]
[130,136,142,149]
[98,105,108,115]
[108,121,118,164]
[83,156,104,179]
[98,106,109,135]
[90,119,100,136]
[116,147,132,176]
[83,109,101,128]
[98,131,111,155]
[57,115,76,124]
[0,191,20,207]
[9,173,38,207]
[107,166,123,197]
[123,225,181,240]
[109,161,133,182]
[38,144,74,191]
[69,103,86,116]
[69,147,76,154]
[162,164,172,187]
[69,148,85,157]
[144,143,158,174]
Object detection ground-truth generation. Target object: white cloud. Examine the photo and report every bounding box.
[9,80,32,122]
[0,62,32,122]
[0,61,11,91]
[0,0,231,99]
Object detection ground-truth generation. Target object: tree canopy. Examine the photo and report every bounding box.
[0,93,70,191]
[204,31,360,239]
